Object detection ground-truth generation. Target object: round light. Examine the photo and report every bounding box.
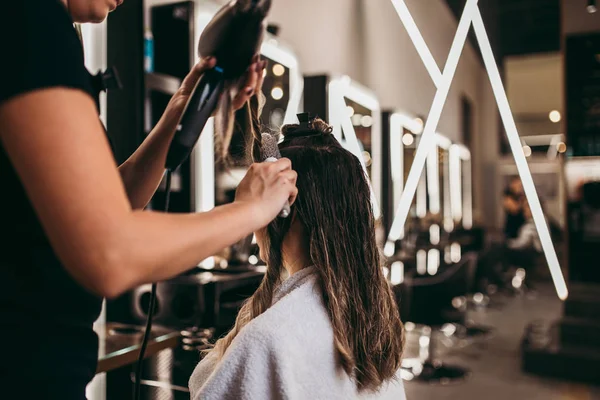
[549,110,561,123]
[272,64,285,76]
[512,276,523,289]
[346,106,355,117]
[473,292,484,304]
[402,133,414,146]
[361,115,373,128]
[352,114,363,126]
[362,151,372,167]
[557,142,567,153]
[523,145,532,157]
[587,4,597,13]
[248,255,258,265]
[271,87,284,100]
[263,68,267,78]
[414,118,424,134]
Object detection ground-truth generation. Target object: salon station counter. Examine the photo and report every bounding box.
[95,322,179,373]
[96,265,266,373]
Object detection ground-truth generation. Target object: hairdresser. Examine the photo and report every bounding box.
[0,0,297,397]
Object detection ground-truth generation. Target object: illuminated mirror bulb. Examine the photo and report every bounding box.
[402,133,414,146]
[414,118,424,134]
[523,145,532,157]
[347,106,355,117]
[390,261,404,285]
[272,63,285,76]
[271,87,284,100]
[549,110,561,123]
[361,115,373,128]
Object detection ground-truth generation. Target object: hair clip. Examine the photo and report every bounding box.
[297,112,313,130]
[282,112,322,140]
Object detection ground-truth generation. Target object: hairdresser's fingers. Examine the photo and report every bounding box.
[255,59,267,93]
[232,60,265,110]
[267,157,292,174]
[288,185,299,207]
[278,170,298,186]
[179,57,217,95]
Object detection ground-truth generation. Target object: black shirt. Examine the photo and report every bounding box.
[0,0,107,389]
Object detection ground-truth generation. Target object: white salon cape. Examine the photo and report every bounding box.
[189,266,406,400]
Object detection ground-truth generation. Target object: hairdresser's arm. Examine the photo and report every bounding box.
[0,88,295,299]
[119,56,267,209]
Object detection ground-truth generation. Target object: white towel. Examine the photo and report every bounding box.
[189,267,406,400]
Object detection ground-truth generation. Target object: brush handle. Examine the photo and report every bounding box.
[265,157,291,218]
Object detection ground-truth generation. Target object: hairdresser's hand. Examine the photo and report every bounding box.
[231,55,267,110]
[235,158,298,227]
[155,56,266,138]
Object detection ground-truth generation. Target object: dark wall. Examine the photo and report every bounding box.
[107,0,145,165]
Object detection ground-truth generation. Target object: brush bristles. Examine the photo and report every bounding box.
[261,133,281,161]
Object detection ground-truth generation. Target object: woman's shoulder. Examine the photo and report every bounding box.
[235,274,332,349]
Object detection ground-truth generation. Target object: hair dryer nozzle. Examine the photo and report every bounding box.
[197,0,272,79]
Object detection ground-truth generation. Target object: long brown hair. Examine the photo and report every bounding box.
[212,118,404,392]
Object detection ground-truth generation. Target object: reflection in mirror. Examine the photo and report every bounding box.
[328,77,381,219]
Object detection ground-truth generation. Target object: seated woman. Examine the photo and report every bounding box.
[189,118,406,399]
[476,199,543,291]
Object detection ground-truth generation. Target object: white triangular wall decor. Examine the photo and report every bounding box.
[386,0,568,299]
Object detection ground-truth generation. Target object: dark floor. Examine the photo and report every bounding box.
[403,283,600,400]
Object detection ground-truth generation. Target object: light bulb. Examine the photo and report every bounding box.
[361,115,373,128]
[549,110,561,123]
[272,64,285,76]
[402,133,414,146]
[413,118,424,134]
[271,87,284,100]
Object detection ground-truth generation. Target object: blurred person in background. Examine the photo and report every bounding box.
[503,176,525,239]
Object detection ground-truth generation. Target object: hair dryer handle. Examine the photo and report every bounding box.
[165,68,225,171]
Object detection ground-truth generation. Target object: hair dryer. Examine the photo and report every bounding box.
[164,0,272,171]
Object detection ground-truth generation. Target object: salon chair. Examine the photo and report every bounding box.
[396,253,478,383]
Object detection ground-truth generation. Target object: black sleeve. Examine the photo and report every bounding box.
[0,0,94,106]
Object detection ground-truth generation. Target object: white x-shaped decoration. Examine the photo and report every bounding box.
[386,0,568,299]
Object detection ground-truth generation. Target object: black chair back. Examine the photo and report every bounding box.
[399,252,477,326]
